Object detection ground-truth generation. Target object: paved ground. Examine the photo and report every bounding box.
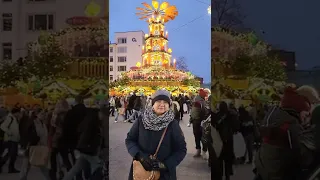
[0,114,254,180]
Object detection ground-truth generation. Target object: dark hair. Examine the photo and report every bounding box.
[219,101,228,113]
[75,95,83,104]
[11,108,20,114]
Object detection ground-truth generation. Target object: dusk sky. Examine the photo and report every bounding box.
[110,0,211,82]
[240,0,320,69]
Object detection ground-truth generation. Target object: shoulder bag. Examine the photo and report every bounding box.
[133,126,168,180]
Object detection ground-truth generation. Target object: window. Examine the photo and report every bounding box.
[28,14,54,31]
[2,43,12,60]
[118,66,126,72]
[117,56,126,62]
[109,56,113,62]
[117,38,127,44]
[117,46,127,53]
[109,47,113,52]
[110,75,113,81]
[2,13,12,31]
[109,66,113,72]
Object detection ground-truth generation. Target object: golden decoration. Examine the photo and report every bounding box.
[85,0,101,17]
[136,0,178,22]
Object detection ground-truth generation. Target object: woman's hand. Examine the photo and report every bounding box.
[136,153,153,171]
[152,159,167,171]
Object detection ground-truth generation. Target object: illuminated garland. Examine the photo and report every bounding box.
[212,28,286,81]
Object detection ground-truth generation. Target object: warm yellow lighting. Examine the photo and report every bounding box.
[168,48,172,53]
[136,62,141,67]
[207,6,211,15]
[85,0,101,17]
[142,45,144,49]
[145,34,148,38]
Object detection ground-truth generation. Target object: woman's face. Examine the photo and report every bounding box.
[153,100,169,115]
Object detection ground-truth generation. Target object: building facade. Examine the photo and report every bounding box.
[0,0,107,61]
[109,31,145,81]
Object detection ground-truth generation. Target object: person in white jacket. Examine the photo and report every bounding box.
[0,107,22,173]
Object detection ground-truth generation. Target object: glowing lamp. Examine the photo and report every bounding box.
[145,34,148,38]
[173,58,176,68]
[136,62,141,67]
[166,31,168,38]
[85,0,101,17]
[168,48,172,53]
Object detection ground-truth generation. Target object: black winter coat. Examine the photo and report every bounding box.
[125,116,187,180]
[77,108,102,156]
[62,103,87,148]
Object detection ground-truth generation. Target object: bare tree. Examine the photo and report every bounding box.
[212,0,245,29]
[175,57,189,72]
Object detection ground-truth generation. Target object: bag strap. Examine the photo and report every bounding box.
[153,126,168,158]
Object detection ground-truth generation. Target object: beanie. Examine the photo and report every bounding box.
[281,87,311,113]
[199,89,207,98]
[296,85,320,103]
[151,90,171,106]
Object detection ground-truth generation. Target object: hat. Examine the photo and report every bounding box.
[151,90,171,105]
[281,87,313,113]
[199,89,207,98]
[296,85,320,103]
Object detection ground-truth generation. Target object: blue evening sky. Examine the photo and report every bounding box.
[110,0,211,82]
[241,0,320,69]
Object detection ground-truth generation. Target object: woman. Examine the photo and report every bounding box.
[19,109,50,180]
[125,90,187,180]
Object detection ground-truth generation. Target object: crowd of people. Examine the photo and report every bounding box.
[0,96,108,180]
[208,85,320,180]
[109,92,195,124]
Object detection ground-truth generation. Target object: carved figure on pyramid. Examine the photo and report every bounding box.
[136,0,178,68]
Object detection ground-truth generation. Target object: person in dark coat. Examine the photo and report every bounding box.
[190,89,208,157]
[255,86,319,180]
[212,101,236,180]
[238,107,254,164]
[62,108,102,180]
[61,96,87,161]
[125,90,187,180]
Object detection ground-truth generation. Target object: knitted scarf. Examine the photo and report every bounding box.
[142,107,175,131]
